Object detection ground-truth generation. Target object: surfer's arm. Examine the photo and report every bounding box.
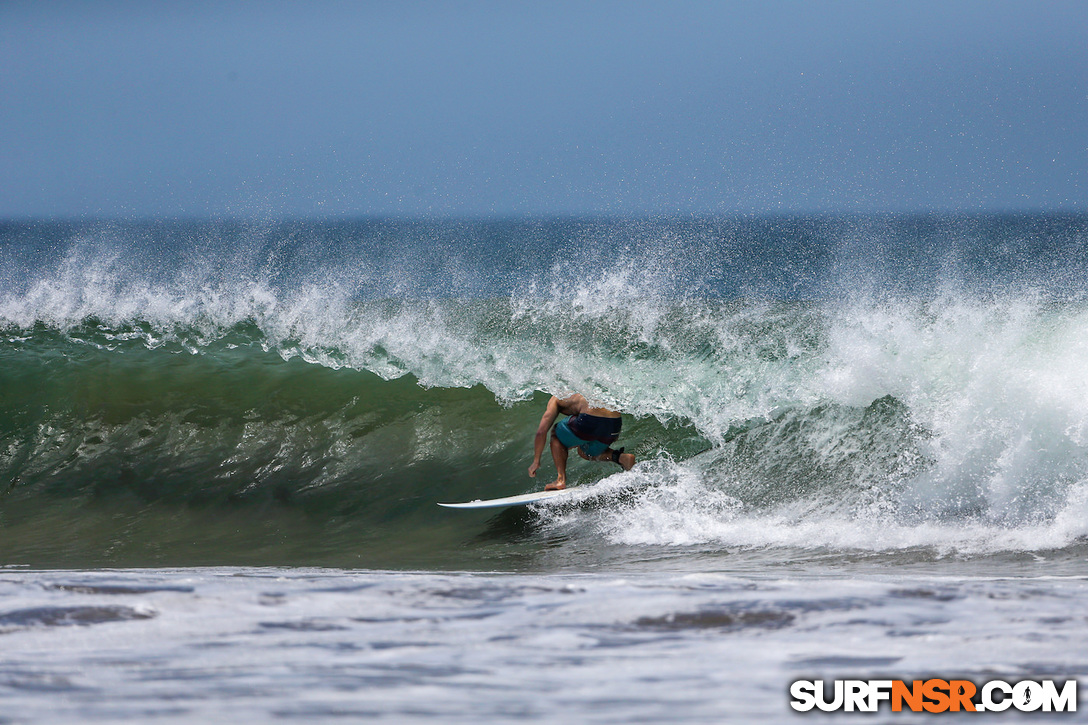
[528,397,560,477]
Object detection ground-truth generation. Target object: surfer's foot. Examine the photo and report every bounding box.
[618,452,635,471]
[545,479,566,491]
[607,447,635,471]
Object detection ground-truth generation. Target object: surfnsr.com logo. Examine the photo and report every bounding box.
[790,679,1077,713]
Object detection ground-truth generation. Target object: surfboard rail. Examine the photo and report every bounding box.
[437,489,572,509]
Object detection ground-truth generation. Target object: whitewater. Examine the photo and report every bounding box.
[1,215,1087,721]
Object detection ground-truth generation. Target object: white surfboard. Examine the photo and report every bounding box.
[437,488,573,509]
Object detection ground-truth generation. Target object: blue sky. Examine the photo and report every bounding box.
[2,0,1085,218]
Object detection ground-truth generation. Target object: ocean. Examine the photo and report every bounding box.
[1,214,1087,721]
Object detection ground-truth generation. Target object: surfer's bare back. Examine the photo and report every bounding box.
[528,394,635,490]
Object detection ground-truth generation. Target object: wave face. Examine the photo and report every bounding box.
[2,215,1088,567]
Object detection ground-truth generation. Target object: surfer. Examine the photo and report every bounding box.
[528,394,635,490]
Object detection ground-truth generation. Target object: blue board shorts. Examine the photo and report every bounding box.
[554,419,610,458]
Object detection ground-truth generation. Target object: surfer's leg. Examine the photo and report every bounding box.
[545,433,569,490]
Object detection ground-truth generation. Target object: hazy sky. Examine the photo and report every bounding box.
[2,1,1085,218]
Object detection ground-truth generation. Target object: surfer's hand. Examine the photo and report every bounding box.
[528,461,540,477]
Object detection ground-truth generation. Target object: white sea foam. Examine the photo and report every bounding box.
[2,567,1085,723]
